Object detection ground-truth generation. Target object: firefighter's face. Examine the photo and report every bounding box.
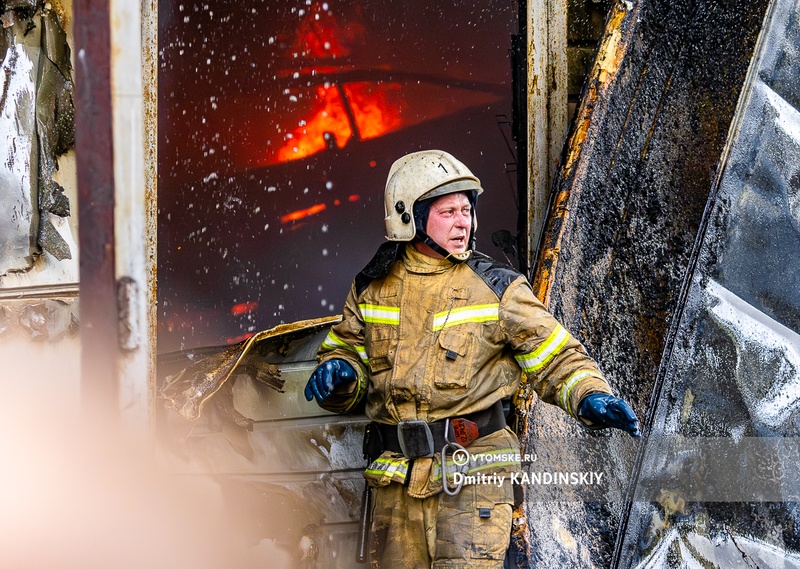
[425,192,472,255]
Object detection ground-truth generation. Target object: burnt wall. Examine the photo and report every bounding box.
[615,0,800,564]
[518,0,770,567]
[539,0,768,412]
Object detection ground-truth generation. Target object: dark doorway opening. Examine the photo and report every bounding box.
[158,1,520,353]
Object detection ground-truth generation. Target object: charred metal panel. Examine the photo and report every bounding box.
[515,0,769,566]
[0,4,74,276]
[159,316,339,421]
[159,317,367,568]
[614,0,800,565]
[0,15,41,274]
[533,0,768,415]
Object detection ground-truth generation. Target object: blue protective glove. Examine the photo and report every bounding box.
[304,358,357,404]
[578,393,642,438]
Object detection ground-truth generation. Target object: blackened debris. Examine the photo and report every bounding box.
[35,8,74,260]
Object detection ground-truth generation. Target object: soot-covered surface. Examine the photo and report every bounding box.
[615,0,800,565]
[515,0,769,566]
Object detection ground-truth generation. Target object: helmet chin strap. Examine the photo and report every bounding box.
[415,229,472,263]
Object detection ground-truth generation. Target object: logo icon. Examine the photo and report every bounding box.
[452,448,470,466]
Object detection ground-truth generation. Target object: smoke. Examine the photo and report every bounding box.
[0,380,278,569]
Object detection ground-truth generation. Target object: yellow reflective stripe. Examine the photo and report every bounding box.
[367,457,408,472]
[560,370,596,417]
[320,330,347,351]
[514,324,570,373]
[359,303,400,325]
[365,457,408,482]
[432,303,499,331]
[320,330,368,365]
[364,464,407,480]
[342,371,368,413]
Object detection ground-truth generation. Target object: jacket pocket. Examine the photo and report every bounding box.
[435,330,473,388]
[362,284,399,375]
[366,325,395,374]
[470,482,515,560]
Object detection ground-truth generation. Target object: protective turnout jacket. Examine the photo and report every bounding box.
[317,244,613,495]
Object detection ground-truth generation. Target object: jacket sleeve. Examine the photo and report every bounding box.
[499,277,613,423]
[314,283,369,414]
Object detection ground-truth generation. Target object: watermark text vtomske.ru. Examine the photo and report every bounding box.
[450,448,604,488]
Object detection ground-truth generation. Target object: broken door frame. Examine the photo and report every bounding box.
[526,0,569,275]
[69,0,565,427]
[73,0,157,431]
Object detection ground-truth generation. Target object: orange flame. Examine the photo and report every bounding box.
[230,302,259,316]
[280,203,327,223]
[226,332,255,344]
[275,82,405,164]
[277,86,352,163]
[345,82,404,140]
[293,3,365,59]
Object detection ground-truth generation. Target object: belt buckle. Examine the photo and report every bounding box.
[397,420,435,459]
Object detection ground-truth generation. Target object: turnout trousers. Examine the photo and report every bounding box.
[368,480,515,569]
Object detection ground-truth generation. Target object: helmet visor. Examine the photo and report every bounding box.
[419,178,483,202]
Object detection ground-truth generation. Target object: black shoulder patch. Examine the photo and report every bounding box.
[465,251,522,299]
[355,242,404,296]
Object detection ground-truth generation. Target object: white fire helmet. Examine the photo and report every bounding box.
[383,149,484,242]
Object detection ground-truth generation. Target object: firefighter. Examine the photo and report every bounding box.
[304,150,640,568]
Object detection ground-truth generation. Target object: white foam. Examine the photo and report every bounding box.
[761,81,800,145]
[706,278,800,428]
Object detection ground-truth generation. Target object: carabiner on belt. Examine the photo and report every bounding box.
[441,418,467,496]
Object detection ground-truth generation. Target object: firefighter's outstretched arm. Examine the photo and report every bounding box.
[578,393,641,438]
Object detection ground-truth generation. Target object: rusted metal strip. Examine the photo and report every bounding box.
[0,283,80,300]
[510,7,639,566]
[74,0,119,415]
[525,0,569,273]
[530,1,635,305]
[142,0,159,432]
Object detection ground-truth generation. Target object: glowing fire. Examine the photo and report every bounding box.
[293,3,365,59]
[226,332,255,344]
[280,203,327,223]
[345,82,404,140]
[275,82,404,164]
[277,87,352,163]
[271,3,397,164]
[230,301,259,316]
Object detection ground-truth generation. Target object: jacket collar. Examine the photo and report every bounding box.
[403,244,472,274]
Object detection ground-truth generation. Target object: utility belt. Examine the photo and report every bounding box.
[364,400,507,460]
